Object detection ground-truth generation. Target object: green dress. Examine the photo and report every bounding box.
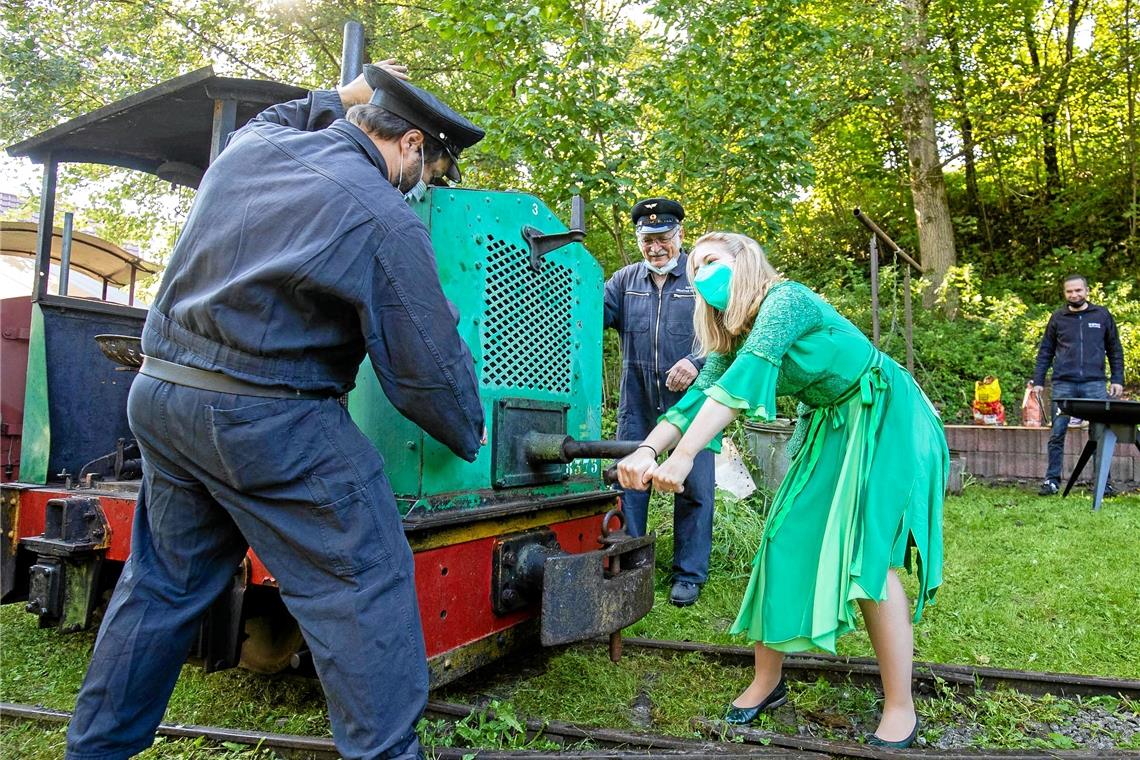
[663,281,947,654]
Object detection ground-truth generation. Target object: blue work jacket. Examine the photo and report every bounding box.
[142,90,483,461]
[603,253,706,435]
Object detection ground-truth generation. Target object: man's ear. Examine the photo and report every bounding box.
[402,129,425,152]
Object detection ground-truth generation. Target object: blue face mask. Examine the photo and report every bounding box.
[643,257,678,276]
[694,261,733,310]
[404,180,428,205]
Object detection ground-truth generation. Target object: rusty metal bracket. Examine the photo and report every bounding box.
[1,486,22,602]
[491,398,569,488]
[491,528,562,615]
[540,529,655,647]
[21,497,110,631]
[521,195,586,273]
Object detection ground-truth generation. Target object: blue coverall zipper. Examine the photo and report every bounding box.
[653,280,664,412]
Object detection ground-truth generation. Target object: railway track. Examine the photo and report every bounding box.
[3,637,1137,758]
[617,638,1140,700]
[0,700,812,759]
[4,697,1137,759]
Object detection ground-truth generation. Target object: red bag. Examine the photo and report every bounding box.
[1021,383,1043,427]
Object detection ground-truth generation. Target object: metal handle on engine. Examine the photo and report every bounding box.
[524,433,642,465]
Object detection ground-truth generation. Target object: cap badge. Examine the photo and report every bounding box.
[649,213,657,221]
[645,203,658,209]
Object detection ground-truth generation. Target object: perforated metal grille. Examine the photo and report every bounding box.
[481,234,573,393]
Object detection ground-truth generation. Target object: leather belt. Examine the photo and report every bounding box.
[140,356,328,400]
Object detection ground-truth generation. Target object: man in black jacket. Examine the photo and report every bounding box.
[1031,274,1125,495]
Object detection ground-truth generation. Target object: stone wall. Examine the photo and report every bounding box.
[944,425,1139,485]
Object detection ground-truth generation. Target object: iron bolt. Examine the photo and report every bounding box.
[502,551,516,566]
[502,588,520,605]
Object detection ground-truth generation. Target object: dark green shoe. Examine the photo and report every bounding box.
[866,719,919,749]
[723,677,788,725]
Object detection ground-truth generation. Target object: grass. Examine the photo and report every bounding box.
[2,484,1138,756]
[628,484,1140,679]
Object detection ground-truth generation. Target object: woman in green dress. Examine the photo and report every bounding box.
[617,232,946,748]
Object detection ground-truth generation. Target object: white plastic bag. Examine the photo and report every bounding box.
[715,438,757,499]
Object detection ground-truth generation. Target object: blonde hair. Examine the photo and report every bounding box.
[687,232,784,355]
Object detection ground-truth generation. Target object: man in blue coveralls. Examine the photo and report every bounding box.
[65,63,484,760]
[604,198,715,607]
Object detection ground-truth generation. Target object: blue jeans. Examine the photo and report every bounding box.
[617,392,716,585]
[1045,379,1108,483]
[65,375,426,760]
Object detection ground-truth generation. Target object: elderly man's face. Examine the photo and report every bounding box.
[638,227,682,269]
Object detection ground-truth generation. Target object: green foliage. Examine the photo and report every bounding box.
[418,700,561,752]
[774,260,1137,424]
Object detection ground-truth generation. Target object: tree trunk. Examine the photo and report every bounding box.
[1041,104,1061,198]
[1128,0,1138,254]
[946,11,993,249]
[947,14,980,212]
[1024,0,1084,200]
[899,0,957,306]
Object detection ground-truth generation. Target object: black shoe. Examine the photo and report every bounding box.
[1103,482,1118,497]
[669,580,700,607]
[724,677,788,725]
[867,718,919,749]
[1038,480,1060,496]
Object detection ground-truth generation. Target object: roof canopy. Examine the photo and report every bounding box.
[0,221,159,286]
[6,67,307,187]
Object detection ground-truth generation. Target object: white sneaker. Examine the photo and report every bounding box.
[1068,416,1083,428]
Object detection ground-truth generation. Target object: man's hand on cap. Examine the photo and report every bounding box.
[375,58,410,81]
[337,59,410,109]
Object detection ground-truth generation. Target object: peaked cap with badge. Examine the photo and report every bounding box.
[363,64,485,182]
[631,197,685,234]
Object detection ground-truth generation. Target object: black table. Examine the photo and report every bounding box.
[1054,398,1140,510]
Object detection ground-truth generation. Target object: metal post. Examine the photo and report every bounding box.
[853,208,919,374]
[869,234,880,346]
[128,266,138,306]
[33,156,58,302]
[570,194,585,233]
[853,208,923,272]
[341,21,365,86]
[903,266,914,374]
[209,99,238,164]
[102,278,109,301]
[58,211,74,296]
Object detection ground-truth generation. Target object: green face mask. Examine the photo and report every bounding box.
[694,261,733,310]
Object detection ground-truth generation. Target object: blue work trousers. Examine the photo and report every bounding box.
[618,407,715,585]
[65,375,426,760]
[1045,379,1108,483]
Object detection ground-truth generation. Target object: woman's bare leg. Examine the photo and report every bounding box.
[732,643,784,707]
[858,569,917,741]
